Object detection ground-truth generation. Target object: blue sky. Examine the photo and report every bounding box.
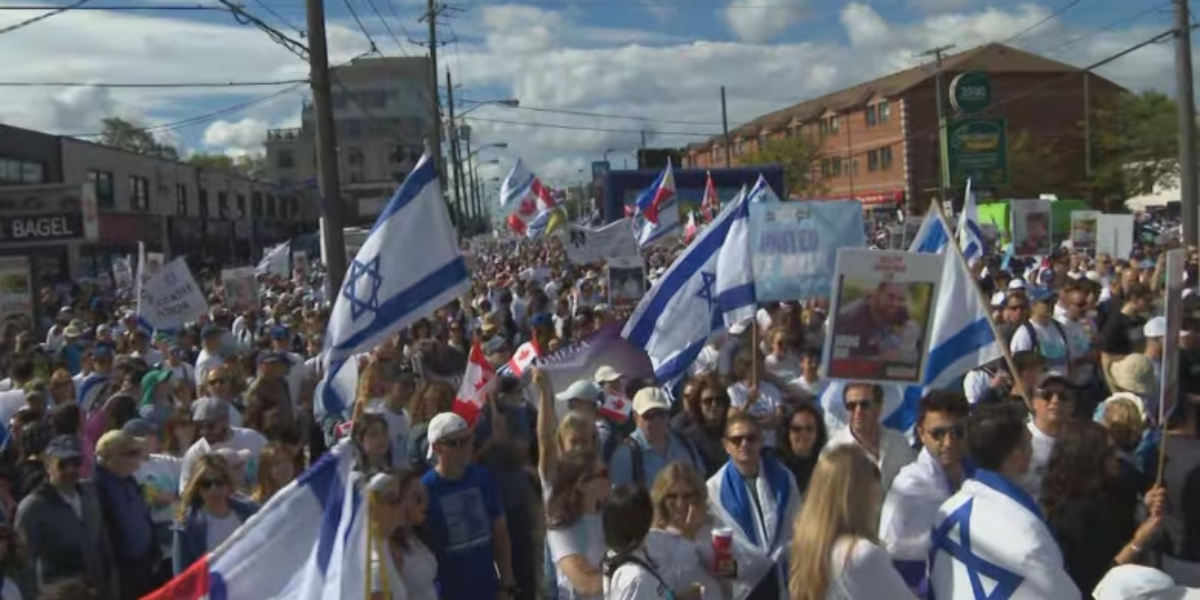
[0,0,1180,187]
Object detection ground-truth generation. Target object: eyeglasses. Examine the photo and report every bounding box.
[199,478,229,490]
[926,425,966,442]
[725,434,760,446]
[844,400,876,413]
[641,410,668,421]
[790,424,817,434]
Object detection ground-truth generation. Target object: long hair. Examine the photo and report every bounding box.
[177,454,236,523]
[555,411,597,453]
[779,403,828,459]
[162,406,196,456]
[1040,420,1122,520]
[601,485,654,577]
[369,468,423,550]
[649,462,707,530]
[789,445,882,600]
[251,444,293,504]
[408,381,455,425]
[546,449,599,529]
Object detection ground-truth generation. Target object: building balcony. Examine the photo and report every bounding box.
[267,127,310,142]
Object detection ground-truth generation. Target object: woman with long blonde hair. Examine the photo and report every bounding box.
[172,454,260,575]
[789,445,915,600]
[646,462,722,599]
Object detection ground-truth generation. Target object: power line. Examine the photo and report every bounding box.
[461,114,720,137]
[249,0,305,36]
[0,0,90,35]
[341,0,379,54]
[381,0,416,44]
[997,0,1095,45]
[0,4,221,9]
[456,97,724,127]
[1033,2,1170,57]
[0,79,306,88]
[362,0,406,55]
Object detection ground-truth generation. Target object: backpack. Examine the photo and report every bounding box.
[1019,319,1069,360]
[620,431,703,488]
[605,553,674,599]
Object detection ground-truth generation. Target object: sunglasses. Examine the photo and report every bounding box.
[725,434,760,446]
[844,400,876,413]
[207,378,228,385]
[199,478,229,490]
[926,425,966,442]
[56,457,82,469]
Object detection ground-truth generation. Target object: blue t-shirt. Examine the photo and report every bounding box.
[422,463,504,600]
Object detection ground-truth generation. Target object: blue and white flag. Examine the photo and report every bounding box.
[715,191,756,327]
[318,154,470,418]
[747,174,781,204]
[957,179,986,263]
[256,241,291,277]
[622,191,754,384]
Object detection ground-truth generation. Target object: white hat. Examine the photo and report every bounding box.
[1093,565,1200,600]
[729,317,754,335]
[555,380,602,403]
[1144,316,1167,338]
[632,388,670,415]
[991,291,1007,307]
[427,412,468,447]
[593,365,623,383]
[1085,270,1102,282]
[1101,392,1148,423]
[1008,279,1027,291]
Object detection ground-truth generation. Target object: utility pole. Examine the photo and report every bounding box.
[917,44,956,202]
[445,69,467,233]
[305,0,347,291]
[1176,0,1198,246]
[464,127,478,226]
[720,86,731,168]
[418,0,449,218]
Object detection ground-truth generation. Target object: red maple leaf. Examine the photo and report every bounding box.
[611,398,624,410]
[472,377,489,392]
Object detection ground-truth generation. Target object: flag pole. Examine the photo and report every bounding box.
[928,200,1032,407]
[365,492,375,600]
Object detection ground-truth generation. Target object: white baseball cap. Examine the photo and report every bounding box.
[1144,316,1167,339]
[556,380,602,403]
[1093,565,1200,600]
[427,412,468,447]
[1008,279,1027,291]
[594,365,623,383]
[632,388,670,415]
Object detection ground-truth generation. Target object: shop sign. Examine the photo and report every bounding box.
[0,213,84,243]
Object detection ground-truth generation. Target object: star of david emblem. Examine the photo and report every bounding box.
[696,271,718,315]
[930,499,1023,600]
[341,255,383,321]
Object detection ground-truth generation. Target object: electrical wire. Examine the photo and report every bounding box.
[461,114,720,137]
[996,0,1095,46]
[0,0,90,35]
[0,79,307,88]
[250,0,305,37]
[0,4,221,9]
[456,97,724,127]
[361,0,405,55]
[1033,2,1170,57]
[381,0,416,44]
[341,0,379,54]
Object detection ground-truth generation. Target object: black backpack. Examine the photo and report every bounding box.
[1019,319,1069,360]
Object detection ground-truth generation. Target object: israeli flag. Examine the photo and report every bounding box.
[958,179,986,263]
[623,192,755,384]
[746,174,781,204]
[317,155,470,418]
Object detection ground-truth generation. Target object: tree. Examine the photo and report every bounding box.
[739,134,825,197]
[1003,128,1078,198]
[187,153,268,179]
[98,117,179,159]
[1090,89,1178,199]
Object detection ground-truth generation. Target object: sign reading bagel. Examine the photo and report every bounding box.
[0,183,96,243]
[0,213,84,242]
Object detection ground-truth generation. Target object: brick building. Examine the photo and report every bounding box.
[682,43,1126,211]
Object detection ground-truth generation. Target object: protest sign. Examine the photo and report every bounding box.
[538,323,653,395]
[221,267,259,313]
[1011,200,1052,256]
[565,219,640,264]
[823,248,943,384]
[146,252,165,276]
[750,200,865,301]
[1096,214,1135,258]
[1160,249,1185,423]
[293,252,310,281]
[142,257,209,331]
[1069,210,1101,252]
[606,256,646,305]
[112,255,134,289]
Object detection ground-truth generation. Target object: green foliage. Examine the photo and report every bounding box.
[739,134,825,197]
[188,153,268,179]
[1090,89,1178,199]
[1003,128,1075,198]
[98,117,179,159]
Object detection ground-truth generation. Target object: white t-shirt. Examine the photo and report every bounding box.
[823,537,917,600]
[0,578,20,600]
[1022,421,1056,499]
[178,427,268,494]
[281,352,307,407]
[547,514,606,600]
[0,390,25,427]
[194,351,225,393]
[60,488,82,519]
[204,509,244,551]
[727,381,782,447]
[603,549,674,600]
[1009,320,1069,376]
[644,528,721,600]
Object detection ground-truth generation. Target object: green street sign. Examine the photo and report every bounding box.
[945,117,1008,187]
[950,72,992,114]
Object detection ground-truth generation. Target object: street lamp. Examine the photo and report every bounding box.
[464,141,507,232]
[446,99,518,233]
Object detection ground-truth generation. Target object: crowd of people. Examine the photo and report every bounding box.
[0,220,1195,600]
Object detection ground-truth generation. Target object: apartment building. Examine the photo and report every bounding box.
[683,43,1126,210]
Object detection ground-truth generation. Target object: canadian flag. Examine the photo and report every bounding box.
[506,340,542,377]
[600,392,632,424]
[452,339,497,425]
[683,212,698,244]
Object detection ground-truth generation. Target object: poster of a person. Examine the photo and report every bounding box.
[823,248,943,384]
[606,256,646,306]
[1069,210,1101,252]
[221,267,259,313]
[1011,200,1053,257]
[146,252,166,276]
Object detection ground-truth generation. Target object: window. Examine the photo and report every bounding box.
[175,184,188,215]
[236,194,246,219]
[276,149,295,169]
[868,150,880,172]
[819,115,839,135]
[349,171,363,183]
[878,101,891,124]
[865,106,877,127]
[252,192,264,218]
[0,158,44,184]
[831,157,843,177]
[217,191,229,219]
[820,158,831,178]
[266,195,277,218]
[880,146,893,170]
[199,188,209,217]
[89,170,114,208]
[130,175,150,211]
[290,197,300,217]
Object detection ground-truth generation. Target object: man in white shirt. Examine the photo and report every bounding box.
[1022,375,1075,499]
[1010,292,1071,377]
[824,382,916,496]
[178,397,267,493]
[193,326,226,396]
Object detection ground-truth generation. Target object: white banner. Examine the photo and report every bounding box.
[564,219,640,264]
[142,257,209,331]
[1096,213,1135,258]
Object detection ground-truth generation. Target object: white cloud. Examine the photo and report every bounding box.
[0,0,1181,189]
[722,0,808,44]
